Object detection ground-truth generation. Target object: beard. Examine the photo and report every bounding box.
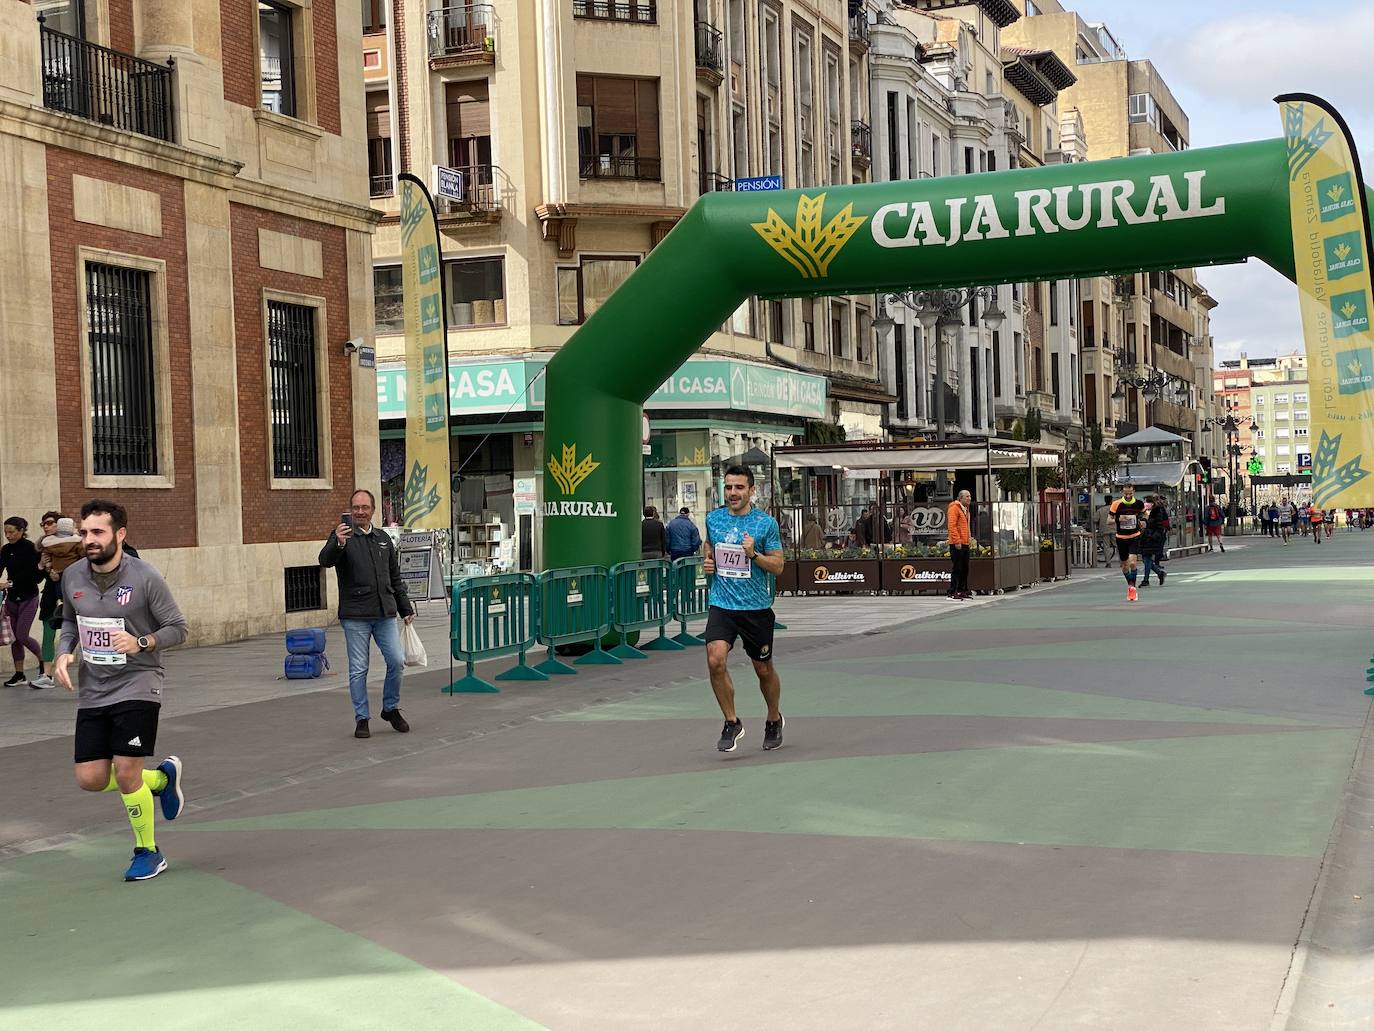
[86,541,119,566]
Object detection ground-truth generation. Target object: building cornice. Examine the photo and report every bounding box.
[0,100,380,232]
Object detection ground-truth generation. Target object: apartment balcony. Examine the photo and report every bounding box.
[39,21,174,142]
[848,13,870,53]
[694,21,723,85]
[1153,345,1194,383]
[573,0,656,23]
[369,174,394,198]
[435,163,503,225]
[850,120,871,169]
[428,5,495,68]
[1151,288,1193,332]
[578,152,661,182]
[1150,397,1195,434]
[699,171,734,195]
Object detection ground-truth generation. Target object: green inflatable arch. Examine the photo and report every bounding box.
[542,134,1374,571]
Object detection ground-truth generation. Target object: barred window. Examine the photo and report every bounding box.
[266,300,320,479]
[87,262,158,476]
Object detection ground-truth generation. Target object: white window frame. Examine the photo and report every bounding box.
[262,287,334,491]
[76,247,176,490]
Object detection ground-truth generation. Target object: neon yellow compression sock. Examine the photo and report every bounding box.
[121,785,157,851]
[102,769,166,793]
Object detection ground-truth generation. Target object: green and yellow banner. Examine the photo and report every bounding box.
[398,174,448,528]
[1279,94,1374,507]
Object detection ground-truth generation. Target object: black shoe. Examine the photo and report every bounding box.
[717,719,745,752]
[355,719,371,739]
[763,715,785,751]
[3,672,28,687]
[380,708,410,733]
[1158,571,1166,586]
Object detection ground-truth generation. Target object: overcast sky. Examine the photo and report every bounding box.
[1069,1,1374,364]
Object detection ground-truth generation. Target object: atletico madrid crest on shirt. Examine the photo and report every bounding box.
[116,586,134,606]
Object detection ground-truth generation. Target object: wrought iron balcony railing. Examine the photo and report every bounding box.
[435,163,502,215]
[369,174,394,198]
[578,153,661,181]
[850,119,871,162]
[699,171,734,194]
[572,0,656,23]
[39,20,174,141]
[848,13,870,47]
[427,4,495,58]
[694,21,724,74]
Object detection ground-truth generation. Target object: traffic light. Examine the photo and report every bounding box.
[1198,455,1212,485]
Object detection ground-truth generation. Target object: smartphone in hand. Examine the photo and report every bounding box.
[340,513,353,529]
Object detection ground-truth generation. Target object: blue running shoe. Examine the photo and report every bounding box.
[124,847,167,881]
[155,756,184,821]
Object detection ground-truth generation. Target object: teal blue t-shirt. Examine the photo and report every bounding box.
[705,506,782,611]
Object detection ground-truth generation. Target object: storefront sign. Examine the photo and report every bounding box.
[397,530,444,601]
[880,560,952,593]
[795,560,880,593]
[513,477,537,515]
[378,356,826,421]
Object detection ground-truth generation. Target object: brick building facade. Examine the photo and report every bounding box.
[0,0,380,644]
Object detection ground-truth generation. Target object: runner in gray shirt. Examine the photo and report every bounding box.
[53,499,189,882]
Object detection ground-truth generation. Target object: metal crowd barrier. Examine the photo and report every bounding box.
[608,559,680,659]
[447,572,547,693]
[534,565,618,674]
[670,556,710,645]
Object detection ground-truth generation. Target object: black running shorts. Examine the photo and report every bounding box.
[704,605,776,662]
[1116,537,1141,561]
[74,700,160,763]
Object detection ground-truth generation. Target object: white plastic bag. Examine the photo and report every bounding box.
[401,618,427,667]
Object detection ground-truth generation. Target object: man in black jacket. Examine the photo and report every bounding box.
[319,489,415,739]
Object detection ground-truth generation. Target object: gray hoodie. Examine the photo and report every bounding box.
[59,555,188,708]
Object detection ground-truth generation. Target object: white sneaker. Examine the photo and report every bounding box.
[30,674,55,690]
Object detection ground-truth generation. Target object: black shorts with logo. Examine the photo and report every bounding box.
[74,700,160,763]
[705,606,776,662]
[1116,536,1142,561]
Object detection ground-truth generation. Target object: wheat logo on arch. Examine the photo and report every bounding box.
[752,193,867,279]
[548,443,599,496]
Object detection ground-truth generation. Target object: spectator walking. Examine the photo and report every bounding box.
[1203,499,1225,553]
[946,490,972,600]
[32,514,82,688]
[319,489,415,740]
[1139,499,1169,587]
[666,507,702,560]
[0,516,44,686]
[1096,495,1115,561]
[800,511,825,550]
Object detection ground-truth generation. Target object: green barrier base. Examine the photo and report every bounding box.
[575,640,623,665]
[640,628,687,652]
[496,657,549,683]
[534,645,578,676]
[609,641,648,660]
[673,630,705,646]
[444,660,499,694]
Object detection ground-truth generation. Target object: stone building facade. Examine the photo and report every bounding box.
[0,0,379,644]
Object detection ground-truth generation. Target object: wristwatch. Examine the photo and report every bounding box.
[136,635,152,652]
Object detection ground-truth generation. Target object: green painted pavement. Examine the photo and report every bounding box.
[844,630,1362,667]
[0,840,543,1031]
[191,730,1356,857]
[549,669,1313,725]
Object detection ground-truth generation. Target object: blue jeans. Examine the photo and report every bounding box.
[341,617,405,720]
[1141,550,1164,584]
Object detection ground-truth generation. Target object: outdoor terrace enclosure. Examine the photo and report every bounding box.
[542,136,1374,570]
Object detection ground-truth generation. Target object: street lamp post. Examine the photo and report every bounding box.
[1201,399,1258,533]
[883,286,1005,440]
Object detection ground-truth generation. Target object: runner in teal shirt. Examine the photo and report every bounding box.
[702,465,787,752]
